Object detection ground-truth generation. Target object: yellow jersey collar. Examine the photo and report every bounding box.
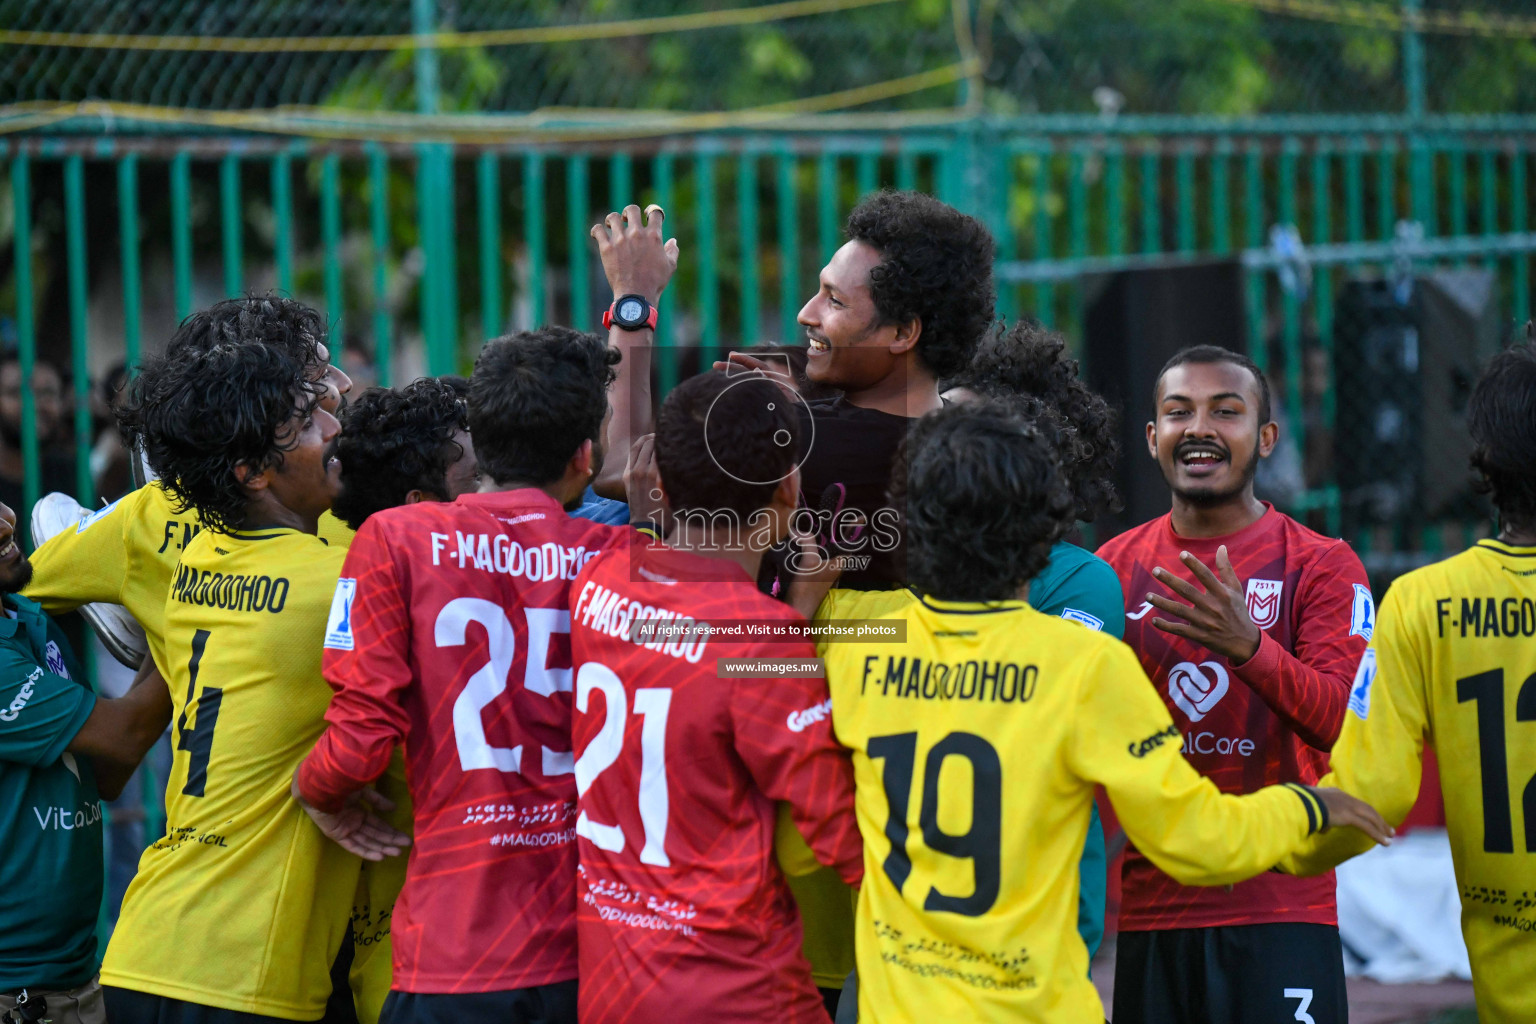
[909,588,1028,615]
[1477,539,1536,558]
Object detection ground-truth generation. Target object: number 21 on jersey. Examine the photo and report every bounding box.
[572,661,674,867]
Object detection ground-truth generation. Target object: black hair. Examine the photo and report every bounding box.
[845,191,996,381]
[891,402,1074,602]
[331,378,471,532]
[468,326,619,487]
[1155,345,1272,424]
[951,321,1122,523]
[1468,339,1536,532]
[165,295,327,366]
[119,344,322,535]
[118,295,328,445]
[655,370,800,519]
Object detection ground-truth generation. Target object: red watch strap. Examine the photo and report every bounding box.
[603,301,658,331]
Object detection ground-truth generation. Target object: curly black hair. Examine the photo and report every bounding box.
[656,370,801,520]
[890,402,1074,602]
[845,191,996,381]
[950,321,1122,523]
[1468,339,1536,532]
[120,344,323,535]
[331,378,471,531]
[119,295,328,448]
[469,326,620,487]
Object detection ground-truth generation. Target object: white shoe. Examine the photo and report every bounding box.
[30,492,149,670]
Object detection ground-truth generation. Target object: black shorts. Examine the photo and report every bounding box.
[378,981,577,1024]
[1112,923,1347,1024]
[101,988,294,1024]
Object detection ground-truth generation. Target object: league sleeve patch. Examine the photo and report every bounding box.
[1060,607,1105,632]
[1350,583,1376,640]
[76,496,123,533]
[1348,648,1376,720]
[323,578,357,651]
[44,640,69,679]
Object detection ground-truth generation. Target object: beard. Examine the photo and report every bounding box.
[0,555,34,595]
[1169,445,1261,507]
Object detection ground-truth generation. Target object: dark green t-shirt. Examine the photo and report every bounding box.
[0,593,101,989]
[1028,539,1126,963]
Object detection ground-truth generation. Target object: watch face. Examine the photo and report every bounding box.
[618,298,646,324]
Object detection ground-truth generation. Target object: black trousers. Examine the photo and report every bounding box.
[378,981,577,1024]
[102,988,293,1024]
[1113,923,1348,1024]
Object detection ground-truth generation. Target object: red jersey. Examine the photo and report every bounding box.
[296,489,631,993]
[568,543,863,1024]
[1096,505,1372,931]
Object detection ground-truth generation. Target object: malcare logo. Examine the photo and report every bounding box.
[1167,661,1229,722]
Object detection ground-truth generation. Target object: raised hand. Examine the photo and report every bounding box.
[709,351,799,399]
[623,433,669,534]
[1313,787,1395,846]
[1146,544,1262,663]
[291,776,411,861]
[591,203,678,305]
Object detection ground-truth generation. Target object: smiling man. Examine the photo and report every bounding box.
[1095,345,1374,1024]
[717,190,995,594]
[98,341,367,1023]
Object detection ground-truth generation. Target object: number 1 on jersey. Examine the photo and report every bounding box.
[573,662,673,867]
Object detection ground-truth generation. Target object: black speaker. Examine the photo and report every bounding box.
[1083,260,1248,540]
[1332,269,1501,526]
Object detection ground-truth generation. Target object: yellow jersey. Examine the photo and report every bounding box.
[101,526,361,1020]
[820,589,1328,1024]
[1282,539,1536,1024]
[23,483,353,669]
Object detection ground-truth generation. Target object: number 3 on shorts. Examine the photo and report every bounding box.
[1283,988,1315,1024]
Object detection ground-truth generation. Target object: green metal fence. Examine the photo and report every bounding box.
[4,115,1535,574]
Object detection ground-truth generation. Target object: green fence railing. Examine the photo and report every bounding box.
[4,115,1535,570]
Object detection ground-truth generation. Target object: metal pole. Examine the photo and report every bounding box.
[1403,0,1427,120]
[412,0,441,118]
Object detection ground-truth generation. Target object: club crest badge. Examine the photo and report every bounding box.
[1245,578,1284,630]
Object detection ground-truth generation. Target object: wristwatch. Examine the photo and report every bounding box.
[603,294,658,332]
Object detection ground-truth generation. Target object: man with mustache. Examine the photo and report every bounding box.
[1095,345,1374,1024]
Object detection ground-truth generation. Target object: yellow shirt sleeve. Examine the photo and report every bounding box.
[23,489,138,612]
[1281,584,1429,876]
[773,802,823,877]
[1070,641,1317,886]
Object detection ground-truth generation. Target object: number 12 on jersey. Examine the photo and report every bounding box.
[573,662,674,867]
